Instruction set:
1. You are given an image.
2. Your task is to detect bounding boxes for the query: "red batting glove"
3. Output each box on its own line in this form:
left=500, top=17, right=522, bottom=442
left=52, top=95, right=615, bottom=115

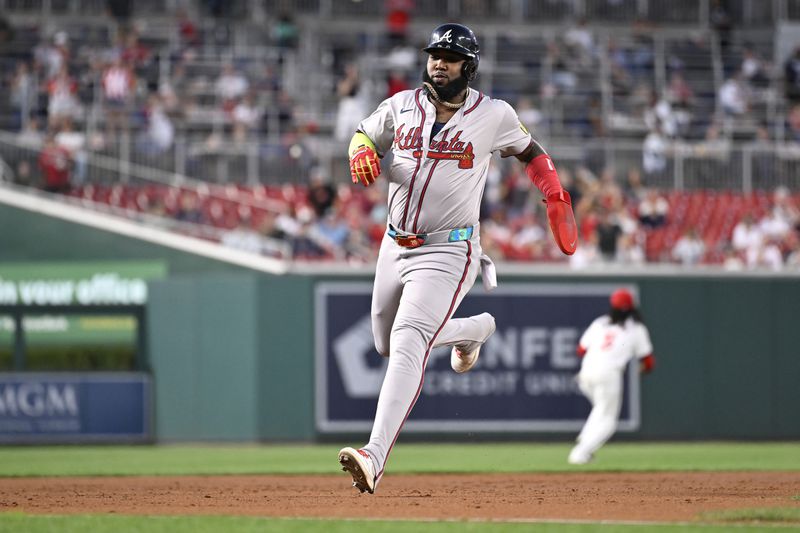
left=544, top=190, right=578, bottom=255
left=349, top=145, right=381, bottom=187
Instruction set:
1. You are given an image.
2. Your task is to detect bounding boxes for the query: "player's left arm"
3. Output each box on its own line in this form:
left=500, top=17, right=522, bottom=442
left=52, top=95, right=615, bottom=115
left=514, top=139, right=578, bottom=256
left=635, top=324, right=656, bottom=374
left=491, top=101, right=577, bottom=255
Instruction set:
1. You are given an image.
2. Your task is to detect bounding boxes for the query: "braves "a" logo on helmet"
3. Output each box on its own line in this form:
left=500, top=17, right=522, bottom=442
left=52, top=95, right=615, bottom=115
left=440, top=29, right=453, bottom=43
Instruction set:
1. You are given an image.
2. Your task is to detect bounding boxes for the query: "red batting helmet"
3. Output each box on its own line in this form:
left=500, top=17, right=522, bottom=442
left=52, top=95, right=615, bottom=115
left=609, top=289, right=634, bottom=311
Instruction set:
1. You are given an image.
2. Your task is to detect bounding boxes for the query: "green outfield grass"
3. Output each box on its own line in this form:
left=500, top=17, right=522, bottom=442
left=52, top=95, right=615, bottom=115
left=0, top=442, right=797, bottom=532
left=0, top=515, right=797, bottom=533
left=0, top=442, right=797, bottom=477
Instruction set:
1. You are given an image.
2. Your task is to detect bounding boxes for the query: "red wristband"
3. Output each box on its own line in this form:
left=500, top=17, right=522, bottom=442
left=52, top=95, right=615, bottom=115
left=641, top=354, right=656, bottom=373
left=525, top=154, right=562, bottom=198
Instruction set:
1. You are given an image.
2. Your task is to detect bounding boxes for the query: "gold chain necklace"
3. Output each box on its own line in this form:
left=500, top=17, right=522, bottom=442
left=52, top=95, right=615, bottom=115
left=422, top=82, right=466, bottom=110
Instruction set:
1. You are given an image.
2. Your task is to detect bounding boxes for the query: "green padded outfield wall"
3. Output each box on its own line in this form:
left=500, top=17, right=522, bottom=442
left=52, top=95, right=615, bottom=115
left=2, top=203, right=799, bottom=440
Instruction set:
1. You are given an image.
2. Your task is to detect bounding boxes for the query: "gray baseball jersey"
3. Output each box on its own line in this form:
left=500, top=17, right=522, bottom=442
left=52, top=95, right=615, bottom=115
left=358, top=87, right=531, bottom=233
left=355, top=87, right=530, bottom=488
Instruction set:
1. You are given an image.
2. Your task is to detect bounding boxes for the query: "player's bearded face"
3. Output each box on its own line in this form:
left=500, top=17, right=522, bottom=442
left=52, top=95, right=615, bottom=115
left=423, top=55, right=469, bottom=102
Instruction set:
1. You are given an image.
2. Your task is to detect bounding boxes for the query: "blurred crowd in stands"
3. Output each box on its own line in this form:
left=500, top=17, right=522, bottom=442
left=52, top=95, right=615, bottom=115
left=2, top=0, right=800, bottom=269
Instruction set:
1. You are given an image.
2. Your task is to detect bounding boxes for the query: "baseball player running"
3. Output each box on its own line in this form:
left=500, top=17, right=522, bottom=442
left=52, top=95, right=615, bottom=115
left=339, top=23, right=578, bottom=493
left=568, top=288, right=656, bottom=465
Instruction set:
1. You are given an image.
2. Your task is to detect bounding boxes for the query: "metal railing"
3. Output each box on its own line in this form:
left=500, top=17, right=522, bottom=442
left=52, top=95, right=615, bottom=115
left=0, top=131, right=293, bottom=258
left=3, top=0, right=798, bottom=25
left=4, top=128, right=799, bottom=193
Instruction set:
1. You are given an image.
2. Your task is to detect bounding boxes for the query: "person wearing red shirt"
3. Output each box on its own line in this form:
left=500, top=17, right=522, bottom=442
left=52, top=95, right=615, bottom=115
left=38, top=134, right=72, bottom=193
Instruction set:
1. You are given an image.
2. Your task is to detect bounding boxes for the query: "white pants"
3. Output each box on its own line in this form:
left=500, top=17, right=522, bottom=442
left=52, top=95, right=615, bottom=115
left=572, top=370, right=623, bottom=459
left=363, top=234, right=484, bottom=484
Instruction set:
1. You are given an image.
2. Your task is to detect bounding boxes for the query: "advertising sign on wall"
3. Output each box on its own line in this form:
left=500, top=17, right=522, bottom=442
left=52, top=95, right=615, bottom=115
left=0, top=261, right=167, bottom=306
left=315, top=283, right=640, bottom=433
left=0, top=372, right=152, bottom=443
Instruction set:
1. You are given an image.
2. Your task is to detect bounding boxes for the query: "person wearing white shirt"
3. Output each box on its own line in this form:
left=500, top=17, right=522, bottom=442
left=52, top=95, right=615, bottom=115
left=569, top=289, right=655, bottom=465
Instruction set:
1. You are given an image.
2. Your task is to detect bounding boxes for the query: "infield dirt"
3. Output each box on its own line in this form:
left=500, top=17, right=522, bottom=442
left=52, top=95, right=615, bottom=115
left=2, top=472, right=799, bottom=522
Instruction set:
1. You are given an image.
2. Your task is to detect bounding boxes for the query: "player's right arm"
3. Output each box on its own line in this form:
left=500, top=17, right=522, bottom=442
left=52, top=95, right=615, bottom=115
left=349, top=132, right=381, bottom=187
left=348, top=97, right=396, bottom=187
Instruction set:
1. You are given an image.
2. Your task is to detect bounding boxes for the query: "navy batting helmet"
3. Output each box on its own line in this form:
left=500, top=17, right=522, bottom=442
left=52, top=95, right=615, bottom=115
left=423, top=23, right=480, bottom=82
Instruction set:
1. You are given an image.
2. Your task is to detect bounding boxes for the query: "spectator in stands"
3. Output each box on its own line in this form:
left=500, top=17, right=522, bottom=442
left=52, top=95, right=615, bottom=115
left=16, top=116, right=44, bottom=148
left=292, top=209, right=329, bottom=260
left=630, top=22, right=654, bottom=81
left=221, top=212, right=264, bottom=254
left=564, top=17, right=595, bottom=68
left=642, top=125, right=669, bottom=182
left=569, top=230, right=601, bottom=269
left=544, top=41, right=577, bottom=95
left=106, top=0, right=132, bottom=23
left=215, top=63, right=249, bottom=115
left=759, top=196, right=794, bottom=242
left=757, top=235, right=784, bottom=271
left=10, top=61, right=35, bottom=131
left=718, top=73, right=749, bottom=117
left=121, top=28, right=151, bottom=70
left=136, top=94, right=174, bottom=156
left=710, top=0, right=733, bottom=53
left=595, top=208, right=623, bottom=262
left=751, top=123, right=775, bottom=188
left=313, top=208, right=350, bottom=259
left=772, top=186, right=800, bottom=229
left=174, top=194, right=206, bottom=224
left=480, top=206, right=513, bottom=260
left=0, top=13, right=13, bottom=51
left=693, top=122, right=732, bottom=187
left=386, top=69, right=410, bottom=99
left=517, top=97, right=543, bottom=135
left=343, top=207, right=377, bottom=263
left=386, top=39, right=416, bottom=73
left=722, top=245, right=745, bottom=271
left=786, top=241, right=800, bottom=269
left=308, top=175, right=336, bottom=218
left=231, top=92, right=261, bottom=143
left=666, top=70, right=694, bottom=109
left=385, top=0, right=413, bottom=47
left=334, top=62, right=369, bottom=142
left=511, top=209, right=548, bottom=260
left=617, top=231, right=646, bottom=265
left=272, top=13, right=299, bottom=51
left=672, top=228, right=706, bottom=265
left=34, top=31, right=70, bottom=81
left=46, top=64, right=81, bottom=130
left=176, top=8, right=200, bottom=51
left=607, top=38, right=633, bottom=97
left=38, top=133, right=72, bottom=194
left=740, top=44, right=770, bottom=89
left=257, top=210, right=288, bottom=242
left=628, top=82, right=654, bottom=122
left=644, top=91, right=679, bottom=138
left=101, top=57, right=136, bottom=143
left=637, top=188, right=669, bottom=228
left=787, top=104, right=800, bottom=142
left=784, top=46, right=800, bottom=102
left=665, top=71, right=694, bottom=137
left=55, top=118, right=87, bottom=184
left=732, top=213, right=764, bottom=268
left=623, top=167, right=646, bottom=204
left=596, top=166, right=624, bottom=213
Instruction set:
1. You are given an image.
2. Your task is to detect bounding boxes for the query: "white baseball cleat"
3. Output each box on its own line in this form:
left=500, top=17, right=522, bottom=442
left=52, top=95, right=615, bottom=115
left=338, top=447, right=377, bottom=494
left=451, top=313, right=496, bottom=374
left=568, top=447, right=594, bottom=465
